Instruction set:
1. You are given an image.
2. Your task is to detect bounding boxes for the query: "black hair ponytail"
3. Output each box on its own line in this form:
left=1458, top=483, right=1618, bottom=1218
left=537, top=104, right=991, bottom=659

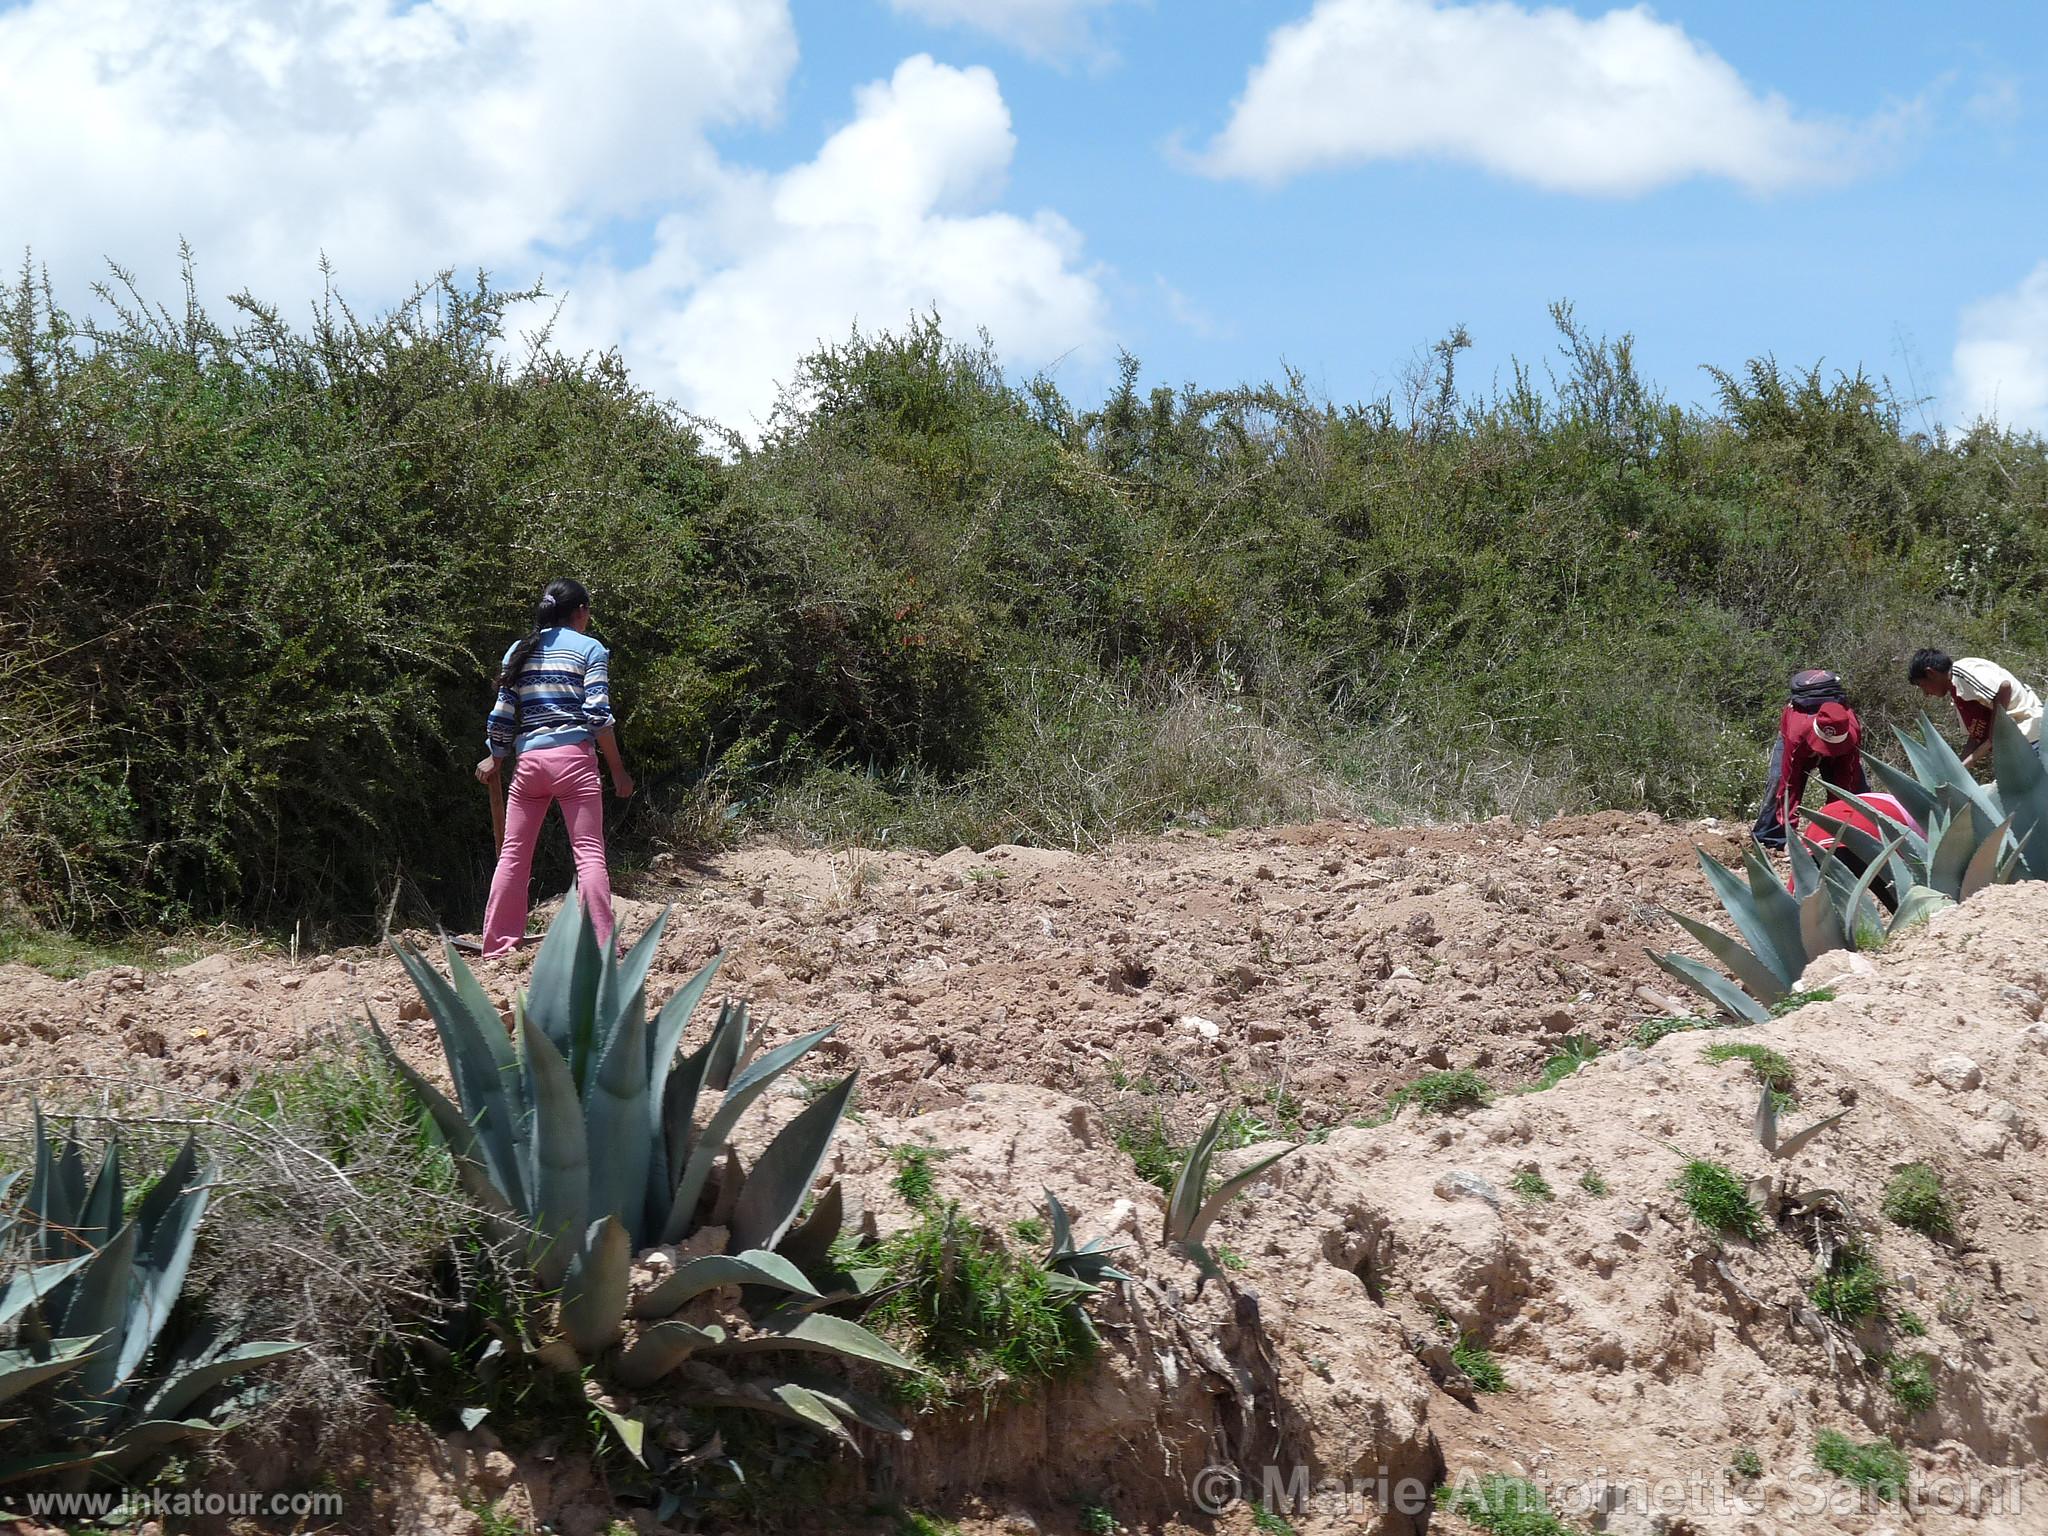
left=496, top=577, right=590, bottom=689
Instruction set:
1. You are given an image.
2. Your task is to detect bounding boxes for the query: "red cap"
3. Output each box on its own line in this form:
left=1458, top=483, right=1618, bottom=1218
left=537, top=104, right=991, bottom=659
left=1811, top=701, right=1855, bottom=753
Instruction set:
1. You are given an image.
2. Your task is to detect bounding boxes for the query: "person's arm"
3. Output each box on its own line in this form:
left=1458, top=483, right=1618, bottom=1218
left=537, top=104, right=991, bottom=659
left=594, top=725, right=634, bottom=798
left=478, top=675, right=519, bottom=783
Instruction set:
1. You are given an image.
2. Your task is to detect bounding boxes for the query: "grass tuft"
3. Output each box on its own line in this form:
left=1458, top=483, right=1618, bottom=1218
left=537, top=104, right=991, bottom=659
left=1672, top=1158, right=1765, bottom=1240
left=1893, top=1308, right=1928, bottom=1338
left=1813, top=1430, right=1909, bottom=1502
left=1883, top=1353, right=1935, bottom=1413
left=1390, top=1070, right=1492, bottom=1116
left=1702, top=1041, right=1795, bottom=1093
left=1881, top=1163, right=1954, bottom=1239
left=1729, top=1448, right=1763, bottom=1480
left=1527, top=1035, right=1601, bottom=1092
left=1435, top=1474, right=1571, bottom=1535
left=1451, top=1334, right=1508, bottom=1394
left=1577, top=1169, right=1609, bottom=1197
left=1809, top=1247, right=1887, bottom=1325
left=1508, top=1170, right=1554, bottom=1204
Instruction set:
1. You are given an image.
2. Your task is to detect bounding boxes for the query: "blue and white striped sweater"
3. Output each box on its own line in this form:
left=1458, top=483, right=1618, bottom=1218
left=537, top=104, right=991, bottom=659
left=486, top=628, right=614, bottom=757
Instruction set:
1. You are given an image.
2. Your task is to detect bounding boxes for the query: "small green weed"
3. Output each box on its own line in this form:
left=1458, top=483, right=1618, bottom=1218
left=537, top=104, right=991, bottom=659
left=1509, top=1170, right=1554, bottom=1203
left=1894, top=1309, right=1928, bottom=1338
left=1729, top=1448, right=1763, bottom=1480
left=1813, top=1430, right=1909, bottom=1501
left=1577, top=1169, right=1609, bottom=1197
left=1771, top=987, right=1836, bottom=1016
left=464, top=1497, right=524, bottom=1536
left=1250, top=1507, right=1298, bottom=1536
left=1809, top=1248, right=1886, bottom=1325
left=1435, top=1474, right=1570, bottom=1535
left=1527, top=1035, right=1601, bottom=1092
left=1390, top=1070, right=1492, bottom=1115
left=1079, top=1504, right=1117, bottom=1535
left=1884, top=1353, right=1935, bottom=1412
left=898, top=1514, right=963, bottom=1536
left=1672, top=1158, right=1765, bottom=1240
left=1451, top=1334, right=1508, bottom=1394
left=1635, top=1015, right=1708, bottom=1048
left=890, top=1143, right=951, bottom=1208
left=1010, top=1215, right=1047, bottom=1247
left=1112, top=1109, right=1182, bottom=1193
left=1702, top=1041, right=1795, bottom=1094
left=1213, top=1245, right=1247, bottom=1271
left=1881, top=1164, right=1954, bottom=1238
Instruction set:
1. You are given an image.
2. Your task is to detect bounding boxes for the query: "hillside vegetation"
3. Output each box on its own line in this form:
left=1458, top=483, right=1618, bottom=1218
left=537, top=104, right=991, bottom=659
left=4, top=261, right=2045, bottom=936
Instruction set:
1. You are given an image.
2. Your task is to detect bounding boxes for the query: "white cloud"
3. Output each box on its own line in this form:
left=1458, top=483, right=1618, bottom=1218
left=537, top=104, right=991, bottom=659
left=1949, top=262, right=2048, bottom=433
left=1198, top=0, right=1863, bottom=196
left=884, top=0, right=1131, bottom=62
left=0, top=3, right=1107, bottom=431
left=561, top=56, right=1108, bottom=431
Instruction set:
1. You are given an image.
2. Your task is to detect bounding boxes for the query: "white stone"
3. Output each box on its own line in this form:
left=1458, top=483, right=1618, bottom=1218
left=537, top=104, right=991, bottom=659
left=1178, top=1014, right=1221, bottom=1041
left=1929, top=1054, right=1983, bottom=1092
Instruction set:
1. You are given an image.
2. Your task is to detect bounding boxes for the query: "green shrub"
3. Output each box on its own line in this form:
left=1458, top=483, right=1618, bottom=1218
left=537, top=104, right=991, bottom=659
left=1112, top=1109, right=1182, bottom=1194
left=1391, top=1070, right=1493, bottom=1115
left=1884, top=1354, right=1936, bottom=1412
left=1881, top=1164, right=1955, bottom=1238
left=1813, top=1430, right=1910, bottom=1501
left=1729, top=1448, right=1763, bottom=1480
left=1810, top=1250, right=1888, bottom=1325
left=1894, top=1308, right=1928, bottom=1338
left=1672, top=1158, right=1765, bottom=1239
left=1528, top=1036, right=1601, bottom=1092
left=1435, top=1474, right=1571, bottom=1535
left=862, top=1204, right=1095, bottom=1412
left=891, top=1143, right=949, bottom=1209
left=1577, top=1169, right=1610, bottom=1197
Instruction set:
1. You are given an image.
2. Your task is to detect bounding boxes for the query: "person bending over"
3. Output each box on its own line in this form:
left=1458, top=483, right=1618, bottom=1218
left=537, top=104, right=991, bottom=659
left=1908, top=649, right=2043, bottom=771
left=1752, top=669, right=1865, bottom=851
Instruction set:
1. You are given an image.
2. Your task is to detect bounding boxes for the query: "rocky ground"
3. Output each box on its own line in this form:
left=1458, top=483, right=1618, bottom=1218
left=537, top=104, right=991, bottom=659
left=4, top=814, right=2045, bottom=1536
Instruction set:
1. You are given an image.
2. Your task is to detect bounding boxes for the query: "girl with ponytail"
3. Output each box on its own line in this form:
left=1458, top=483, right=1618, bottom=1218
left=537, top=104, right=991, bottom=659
left=475, top=578, right=635, bottom=956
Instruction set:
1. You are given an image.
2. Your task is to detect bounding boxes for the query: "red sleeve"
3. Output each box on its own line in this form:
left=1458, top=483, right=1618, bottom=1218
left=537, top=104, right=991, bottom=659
left=1781, top=730, right=1816, bottom=809
left=1956, top=699, right=1994, bottom=741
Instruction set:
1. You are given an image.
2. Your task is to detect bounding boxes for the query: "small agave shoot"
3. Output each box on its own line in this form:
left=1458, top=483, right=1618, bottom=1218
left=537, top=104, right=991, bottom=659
left=374, top=891, right=918, bottom=1463
left=1162, top=1109, right=1293, bottom=1282
left=0, top=1117, right=299, bottom=1484
left=1039, top=1190, right=1134, bottom=1344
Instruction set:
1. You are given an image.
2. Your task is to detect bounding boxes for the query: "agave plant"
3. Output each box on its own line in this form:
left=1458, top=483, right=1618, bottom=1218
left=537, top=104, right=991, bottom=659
left=1806, top=709, right=2046, bottom=902
left=1037, top=1189, right=1133, bottom=1343
left=0, top=1116, right=299, bottom=1484
left=1647, top=832, right=1925, bottom=1024
left=375, top=891, right=918, bottom=1456
left=1161, top=1110, right=1293, bottom=1282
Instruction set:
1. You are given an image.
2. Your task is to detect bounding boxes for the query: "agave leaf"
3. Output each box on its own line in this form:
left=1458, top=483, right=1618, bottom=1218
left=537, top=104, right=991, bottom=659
left=392, top=941, right=527, bottom=1214
left=518, top=1010, right=589, bottom=1288
left=1958, top=814, right=2016, bottom=900
left=1906, top=713, right=2004, bottom=823
left=0, top=1441, right=123, bottom=1484
left=526, top=886, right=603, bottom=1069
left=1812, top=842, right=1883, bottom=944
left=664, top=1027, right=838, bottom=1244
left=1165, top=1109, right=1226, bottom=1243
left=706, top=1312, right=918, bottom=1372
left=1754, top=1081, right=1779, bottom=1155
left=1740, top=846, right=1808, bottom=983
left=584, top=984, right=656, bottom=1242
left=1646, top=950, right=1772, bottom=1025
left=653, top=1041, right=713, bottom=1242
left=1991, top=709, right=2048, bottom=880
left=1841, top=834, right=1907, bottom=948
left=593, top=1403, right=648, bottom=1465
left=775, top=1181, right=845, bottom=1279
left=90, top=1416, right=232, bottom=1478
left=648, top=953, right=723, bottom=1117
left=1661, top=910, right=1788, bottom=1005
left=560, top=1217, right=631, bottom=1356
left=74, top=1140, right=122, bottom=1259
left=1797, top=887, right=1846, bottom=966
left=1785, top=831, right=1822, bottom=901
left=0, top=1336, right=101, bottom=1406
left=613, top=1321, right=726, bottom=1389
left=784, top=1371, right=913, bottom=1441
left=1694, top=850, right=1797, bottom=987
left=1186, top=1144, right=1295, bottom=1246
left=596, top=907, right=671, bottom=1068
left=1040, top=1270, right=1102, bottom=1298
left=141, top=1341, right=301, bottom=1423
left=680, top=1381, right=856, bottom=1447
left=704, top=1000, right=750, bottom=1092
left=365, top=1019, right=516, bottom=1217
left=633, top=1251, right=820, bottom=1320
left=120, top=1138, right=217, bottom=1389
left=1775, top=1110, right=1851, bottom=1163
left=0, top=1252, right=93, bottom=1330
left=60, top=1219, right=138, bottom=1419
left=1927, top=799, right=1990, bottom=900
left=1803, top=802, right=1921, bottom=898
left=0, top=1168, right=18, bottom=1250
left=1888, top=886, right=1954, bottom=936
left=730, top=1074, right=859, bottom=1255
left=1862, top=753, right=1936, bottom=830
left=1043, top=1188, right=1076, bottom=1261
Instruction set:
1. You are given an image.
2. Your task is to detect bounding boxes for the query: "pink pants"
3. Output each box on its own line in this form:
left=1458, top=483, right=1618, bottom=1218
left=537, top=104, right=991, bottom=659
left=481, top=742, right=614, bottom=959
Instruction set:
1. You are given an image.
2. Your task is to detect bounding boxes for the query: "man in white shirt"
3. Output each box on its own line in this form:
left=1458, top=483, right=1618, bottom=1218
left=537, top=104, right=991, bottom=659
left=1908, top=649, right=2044, bottom=770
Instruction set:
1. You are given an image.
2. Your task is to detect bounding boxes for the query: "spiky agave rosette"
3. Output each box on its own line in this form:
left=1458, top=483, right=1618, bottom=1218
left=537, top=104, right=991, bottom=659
left=370, top=891, right=921, bottom=1460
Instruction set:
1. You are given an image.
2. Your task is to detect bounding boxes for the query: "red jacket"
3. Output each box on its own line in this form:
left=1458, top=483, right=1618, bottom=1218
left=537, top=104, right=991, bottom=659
left=1779, top=700, right=1865, bottom=812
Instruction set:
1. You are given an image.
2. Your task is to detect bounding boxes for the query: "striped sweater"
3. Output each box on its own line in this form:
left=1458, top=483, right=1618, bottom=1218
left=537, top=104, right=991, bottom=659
left=486, top=627, right=614, bottom=757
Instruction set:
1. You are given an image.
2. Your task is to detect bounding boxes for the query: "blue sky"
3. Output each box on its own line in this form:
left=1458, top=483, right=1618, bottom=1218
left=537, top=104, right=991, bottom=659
left=3, top=0, right=2044, bottom=432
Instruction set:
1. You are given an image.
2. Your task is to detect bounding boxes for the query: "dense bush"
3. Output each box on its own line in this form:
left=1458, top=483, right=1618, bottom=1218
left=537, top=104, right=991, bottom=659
left=6, top=266, right=2046, bottom=936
